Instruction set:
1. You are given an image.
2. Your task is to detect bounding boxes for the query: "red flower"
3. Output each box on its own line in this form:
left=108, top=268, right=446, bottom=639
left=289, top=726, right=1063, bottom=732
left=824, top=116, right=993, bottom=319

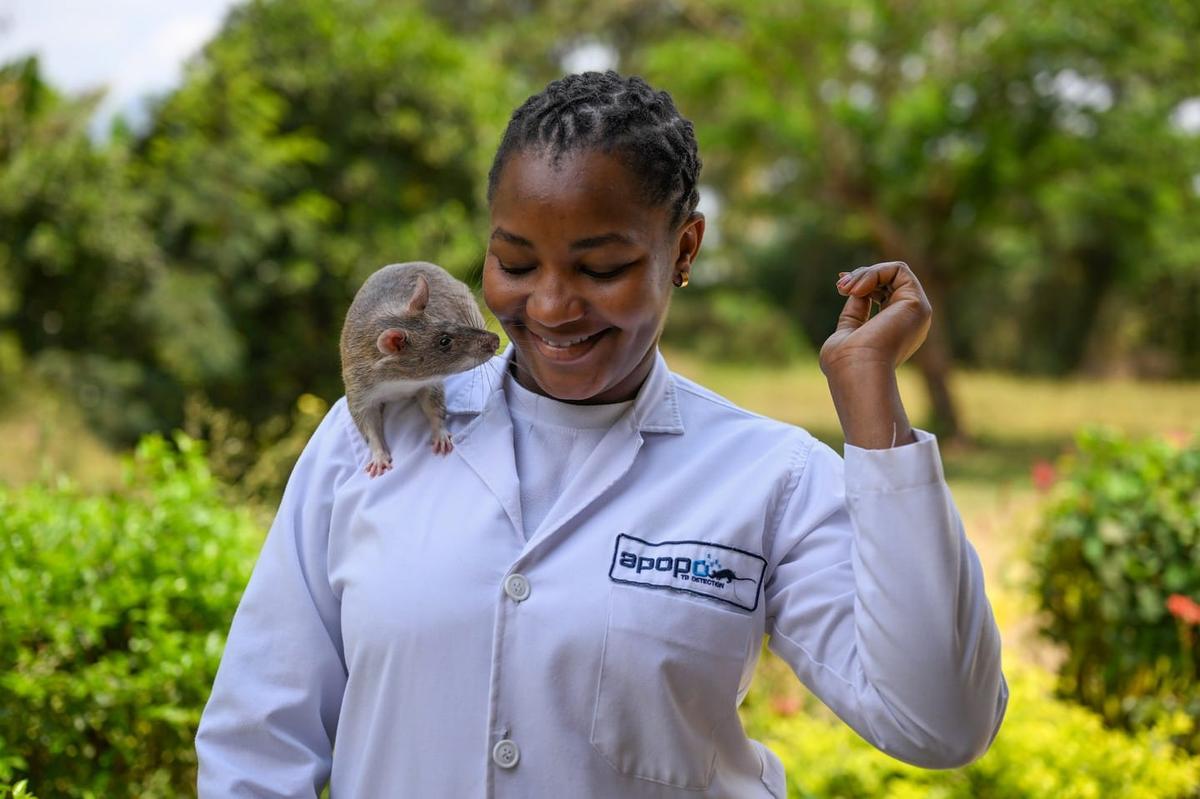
left=1164, top=429, right=1192, bottom=449
left=770, top=694, right=802, bottom=717
left=1166, top=594, right=1200, bottom=626
left=1031, top=460, right=1057, bottom=492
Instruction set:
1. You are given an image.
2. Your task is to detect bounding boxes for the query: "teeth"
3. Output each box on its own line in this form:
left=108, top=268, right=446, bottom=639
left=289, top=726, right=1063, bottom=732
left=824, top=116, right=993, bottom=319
left=535, top=332, right=594, bottom=348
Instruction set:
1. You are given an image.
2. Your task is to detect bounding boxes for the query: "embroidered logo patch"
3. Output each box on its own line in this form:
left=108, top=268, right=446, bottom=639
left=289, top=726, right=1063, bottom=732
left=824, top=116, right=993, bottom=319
left=608, top=533, right=767, bottom=611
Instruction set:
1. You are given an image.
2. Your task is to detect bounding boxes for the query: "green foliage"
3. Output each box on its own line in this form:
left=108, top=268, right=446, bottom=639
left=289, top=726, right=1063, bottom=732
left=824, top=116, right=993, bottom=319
left=0, top=433, right=262, bottom=797
left=740, top=663, right=1200, bottom=798
left=0, top=753, right=37, bottom=799
left=182, top=390, right=329, bottom=507
left=1028, top=428, right=1200, bottom=750
left=0, top=58, right=169, bottom=440
left=134, top=0, right=518, bottom=435
left=5, top=0, right=1200, bottom=487
left=0, top=780, right=37, bottom=799
left=662, top=286, right=808, bottom=365
left=634, top=0, right=1200, bottom=377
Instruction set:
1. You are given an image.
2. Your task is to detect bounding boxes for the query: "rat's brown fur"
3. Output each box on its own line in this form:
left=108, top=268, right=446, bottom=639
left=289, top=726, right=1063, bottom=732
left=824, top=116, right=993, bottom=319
left=340, top=261, right=499, bottom=476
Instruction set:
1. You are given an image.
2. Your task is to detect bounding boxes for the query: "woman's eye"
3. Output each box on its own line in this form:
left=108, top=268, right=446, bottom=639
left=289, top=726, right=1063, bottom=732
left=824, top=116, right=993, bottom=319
left=496, top=259, right=534, bottom=275
left=582, top=261, right=638, bottom=279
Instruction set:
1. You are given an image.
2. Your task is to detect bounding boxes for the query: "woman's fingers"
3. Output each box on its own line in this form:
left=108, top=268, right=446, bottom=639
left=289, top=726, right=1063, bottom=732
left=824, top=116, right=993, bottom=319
left=836, top=261, right=918, bottom=300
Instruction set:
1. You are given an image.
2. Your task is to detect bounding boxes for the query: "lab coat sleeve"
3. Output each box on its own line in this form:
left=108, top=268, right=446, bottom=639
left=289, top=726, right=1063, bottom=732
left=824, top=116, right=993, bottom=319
left=763, top=429, right=1008, bottom=769
left=196, top=398, right=358, bottom=797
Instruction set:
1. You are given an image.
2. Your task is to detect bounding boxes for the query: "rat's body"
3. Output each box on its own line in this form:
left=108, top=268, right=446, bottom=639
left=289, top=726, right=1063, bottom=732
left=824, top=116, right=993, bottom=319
left=340, top=261, right=500, bottom=477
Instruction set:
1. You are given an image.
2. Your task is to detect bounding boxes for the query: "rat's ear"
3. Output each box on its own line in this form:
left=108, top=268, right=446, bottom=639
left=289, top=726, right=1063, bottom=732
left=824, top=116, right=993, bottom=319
left=406, top=275, right=429, bottom=315
left=377, top=328, right=406, bottom=354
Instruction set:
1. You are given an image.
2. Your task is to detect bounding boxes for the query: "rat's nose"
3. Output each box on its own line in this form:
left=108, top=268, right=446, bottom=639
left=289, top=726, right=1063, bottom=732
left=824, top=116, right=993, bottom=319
left=486, top=332, right=501, bottom=352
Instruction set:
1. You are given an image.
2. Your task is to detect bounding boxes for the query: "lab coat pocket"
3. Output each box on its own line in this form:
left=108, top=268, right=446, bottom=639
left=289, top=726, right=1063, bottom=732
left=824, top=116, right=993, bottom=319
left=591, top=585, right=752, bottom=790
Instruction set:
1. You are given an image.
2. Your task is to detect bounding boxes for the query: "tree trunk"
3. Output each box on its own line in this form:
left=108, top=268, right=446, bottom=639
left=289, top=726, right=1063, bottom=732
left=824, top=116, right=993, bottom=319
left=857, top=206, right=967, bottom=442
left=910, top=275, right=964, bottom=441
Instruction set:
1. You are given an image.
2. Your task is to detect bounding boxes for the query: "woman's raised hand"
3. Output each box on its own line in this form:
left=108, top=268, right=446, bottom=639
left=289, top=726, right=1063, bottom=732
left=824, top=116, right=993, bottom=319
left=817, top=261, right=932, bottom=448
left=819, top=261, right=932, bottom=378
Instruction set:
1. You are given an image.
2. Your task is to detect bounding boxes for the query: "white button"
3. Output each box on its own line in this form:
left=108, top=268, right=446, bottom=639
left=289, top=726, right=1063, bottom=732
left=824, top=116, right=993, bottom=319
left=504, top=574, right=530, bottom=602
left=492, top=738, right=520, bottom=769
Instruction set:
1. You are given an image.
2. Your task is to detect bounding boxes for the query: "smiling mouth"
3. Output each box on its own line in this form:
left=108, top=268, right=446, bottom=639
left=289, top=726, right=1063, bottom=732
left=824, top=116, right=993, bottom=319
left=526, top=327, right=610, bottom=361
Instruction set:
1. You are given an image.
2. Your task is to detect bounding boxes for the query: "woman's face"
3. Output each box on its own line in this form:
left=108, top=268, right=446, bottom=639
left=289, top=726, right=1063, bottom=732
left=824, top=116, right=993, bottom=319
left=484, top=147, right=704, bottom=403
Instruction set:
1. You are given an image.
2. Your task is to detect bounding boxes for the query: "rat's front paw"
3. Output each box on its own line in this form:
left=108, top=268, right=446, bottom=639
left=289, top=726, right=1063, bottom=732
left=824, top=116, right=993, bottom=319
left=431, top=431, right=453, bottom=455
left=366, top=456, right=393, bottom=478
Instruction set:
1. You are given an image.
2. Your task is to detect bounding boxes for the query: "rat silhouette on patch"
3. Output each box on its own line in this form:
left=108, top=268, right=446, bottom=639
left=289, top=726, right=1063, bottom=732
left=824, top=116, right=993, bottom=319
left=710, top=568, right=756, bottom=584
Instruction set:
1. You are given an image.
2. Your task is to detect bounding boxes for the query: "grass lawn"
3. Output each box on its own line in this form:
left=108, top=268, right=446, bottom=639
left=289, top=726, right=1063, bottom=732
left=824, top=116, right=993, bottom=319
left=0, top=382, right=122, bottom=490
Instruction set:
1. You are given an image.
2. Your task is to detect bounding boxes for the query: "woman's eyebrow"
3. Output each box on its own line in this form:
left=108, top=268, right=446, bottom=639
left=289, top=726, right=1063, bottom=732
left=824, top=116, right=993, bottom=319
left=568, top=232, right=637, bottom=250
left=490, top=227, right=533, bottom=247
left=490, top=227, right=636, bottom=251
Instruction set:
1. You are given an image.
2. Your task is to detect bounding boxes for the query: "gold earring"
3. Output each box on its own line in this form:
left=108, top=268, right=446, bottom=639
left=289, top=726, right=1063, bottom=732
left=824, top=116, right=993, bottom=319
left=675, top=272, right=689, bottom=288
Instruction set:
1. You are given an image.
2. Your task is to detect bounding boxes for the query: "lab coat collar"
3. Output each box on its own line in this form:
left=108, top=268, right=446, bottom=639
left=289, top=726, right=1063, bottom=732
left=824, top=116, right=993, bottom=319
left=445, top=343, right=684, bottom=435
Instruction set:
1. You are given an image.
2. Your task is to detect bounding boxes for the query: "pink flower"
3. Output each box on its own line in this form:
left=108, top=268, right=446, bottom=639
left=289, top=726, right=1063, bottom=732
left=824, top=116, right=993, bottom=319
left=1166, top=594, right=1200, bottom=626
left=770, top=694, right=802, bottom=717
left=1164, top=429, right=1193, bottom=449
left=1031, top=460, right=1057, bottom=492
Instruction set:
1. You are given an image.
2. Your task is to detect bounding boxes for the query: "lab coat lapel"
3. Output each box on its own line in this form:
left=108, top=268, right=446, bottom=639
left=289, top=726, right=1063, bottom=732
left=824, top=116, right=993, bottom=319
left=446, top=353, right=525, bottom=538
left=526, top=349, right=684, bottom=548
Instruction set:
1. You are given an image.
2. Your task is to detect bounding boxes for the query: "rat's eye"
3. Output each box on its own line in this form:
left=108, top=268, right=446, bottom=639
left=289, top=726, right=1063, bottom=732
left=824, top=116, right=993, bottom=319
left=438, top=334, right=453, bottom=350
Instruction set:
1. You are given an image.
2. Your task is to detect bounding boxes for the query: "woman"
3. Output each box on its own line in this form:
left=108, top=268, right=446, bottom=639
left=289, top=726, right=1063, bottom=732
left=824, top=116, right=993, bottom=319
left=197, top=70, right=1007, bottom=798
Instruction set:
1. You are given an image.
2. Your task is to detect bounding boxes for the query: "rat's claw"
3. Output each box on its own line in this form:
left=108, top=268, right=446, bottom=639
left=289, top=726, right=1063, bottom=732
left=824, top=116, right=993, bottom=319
left=431, top=431, right=453, bottom=455
left=366, top=456, right=393, bottom=478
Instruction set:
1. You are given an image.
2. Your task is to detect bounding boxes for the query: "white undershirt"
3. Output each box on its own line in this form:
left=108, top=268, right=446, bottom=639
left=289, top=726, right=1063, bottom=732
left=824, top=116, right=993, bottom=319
left=504, top=371, right=634, bottom=540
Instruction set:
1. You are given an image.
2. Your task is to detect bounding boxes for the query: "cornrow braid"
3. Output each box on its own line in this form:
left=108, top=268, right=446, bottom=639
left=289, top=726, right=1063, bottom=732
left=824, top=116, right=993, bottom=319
left=487, top=70, right=702, bottom=230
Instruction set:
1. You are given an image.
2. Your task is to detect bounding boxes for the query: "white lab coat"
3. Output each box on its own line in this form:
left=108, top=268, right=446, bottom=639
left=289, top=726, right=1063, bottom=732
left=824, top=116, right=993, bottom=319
left=196, top=346, right=1008, bottom=798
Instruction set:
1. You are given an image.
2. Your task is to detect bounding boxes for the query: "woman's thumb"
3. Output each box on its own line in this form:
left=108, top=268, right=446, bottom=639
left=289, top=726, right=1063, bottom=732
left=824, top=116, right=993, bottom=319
left=835, top=293, right=872, bottom=333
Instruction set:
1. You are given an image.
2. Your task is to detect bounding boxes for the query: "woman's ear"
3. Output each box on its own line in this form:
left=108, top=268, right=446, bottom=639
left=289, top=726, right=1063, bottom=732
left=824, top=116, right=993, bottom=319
left=674, top=211, right=706, bottom=274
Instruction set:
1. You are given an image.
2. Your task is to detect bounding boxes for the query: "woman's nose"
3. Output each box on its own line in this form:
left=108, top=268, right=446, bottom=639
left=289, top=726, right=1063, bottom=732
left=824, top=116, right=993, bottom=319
left=526, top=271, right=585, bottom=328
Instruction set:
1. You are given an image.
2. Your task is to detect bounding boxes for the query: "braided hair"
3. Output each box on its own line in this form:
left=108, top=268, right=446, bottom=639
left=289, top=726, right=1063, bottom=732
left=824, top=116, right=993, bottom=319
left=487, top=70, right=702, bottom=230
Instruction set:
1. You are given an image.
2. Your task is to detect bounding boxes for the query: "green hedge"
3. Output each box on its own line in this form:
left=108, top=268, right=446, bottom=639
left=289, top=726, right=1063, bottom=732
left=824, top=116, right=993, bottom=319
left=741, top=662, right=1200, bottom=798
left=1028, top=428, right=1200, bottom=751
left=0, top=433, right=261, bottom=797
left=0, top=781, right=37, bottom=799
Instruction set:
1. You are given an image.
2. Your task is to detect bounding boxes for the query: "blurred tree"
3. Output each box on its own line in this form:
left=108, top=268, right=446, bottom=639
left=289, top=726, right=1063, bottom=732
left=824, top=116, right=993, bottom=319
left=132, top=0, right=519, bottom=439
left=5, top=0, right=1200, bottom=470
left=628, top=0, right=1200, bottom=439
left=0, top=57, right=172, bottom=439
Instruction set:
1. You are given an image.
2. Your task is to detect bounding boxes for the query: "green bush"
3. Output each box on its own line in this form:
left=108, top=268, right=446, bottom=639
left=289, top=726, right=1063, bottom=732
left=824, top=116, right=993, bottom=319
left=740, top=662, right=1200, bottom=798
left=662, top=286, right=808, bottom=365
left=1028, top=428, right=1200, bottom=750
left=0, top=781, right=37, bottom=799
left=0, top=432, right=262, bottom=797
left=0, top=753, right=37, bottom=799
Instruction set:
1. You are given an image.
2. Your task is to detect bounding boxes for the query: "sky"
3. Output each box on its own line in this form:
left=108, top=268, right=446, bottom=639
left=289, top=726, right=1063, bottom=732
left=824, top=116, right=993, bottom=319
left=0, top=0, right=244, bottom=135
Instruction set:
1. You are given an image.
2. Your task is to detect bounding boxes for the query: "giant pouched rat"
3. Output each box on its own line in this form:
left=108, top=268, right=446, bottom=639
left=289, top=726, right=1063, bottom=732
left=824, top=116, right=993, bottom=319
left=340, top=261, right=500, bottom=477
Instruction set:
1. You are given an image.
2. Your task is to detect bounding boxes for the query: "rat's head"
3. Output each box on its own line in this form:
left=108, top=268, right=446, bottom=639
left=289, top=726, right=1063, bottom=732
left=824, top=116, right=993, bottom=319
left=483, top=70, right=705, bottom=404
left=374, top=275, right=501, bottom=380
